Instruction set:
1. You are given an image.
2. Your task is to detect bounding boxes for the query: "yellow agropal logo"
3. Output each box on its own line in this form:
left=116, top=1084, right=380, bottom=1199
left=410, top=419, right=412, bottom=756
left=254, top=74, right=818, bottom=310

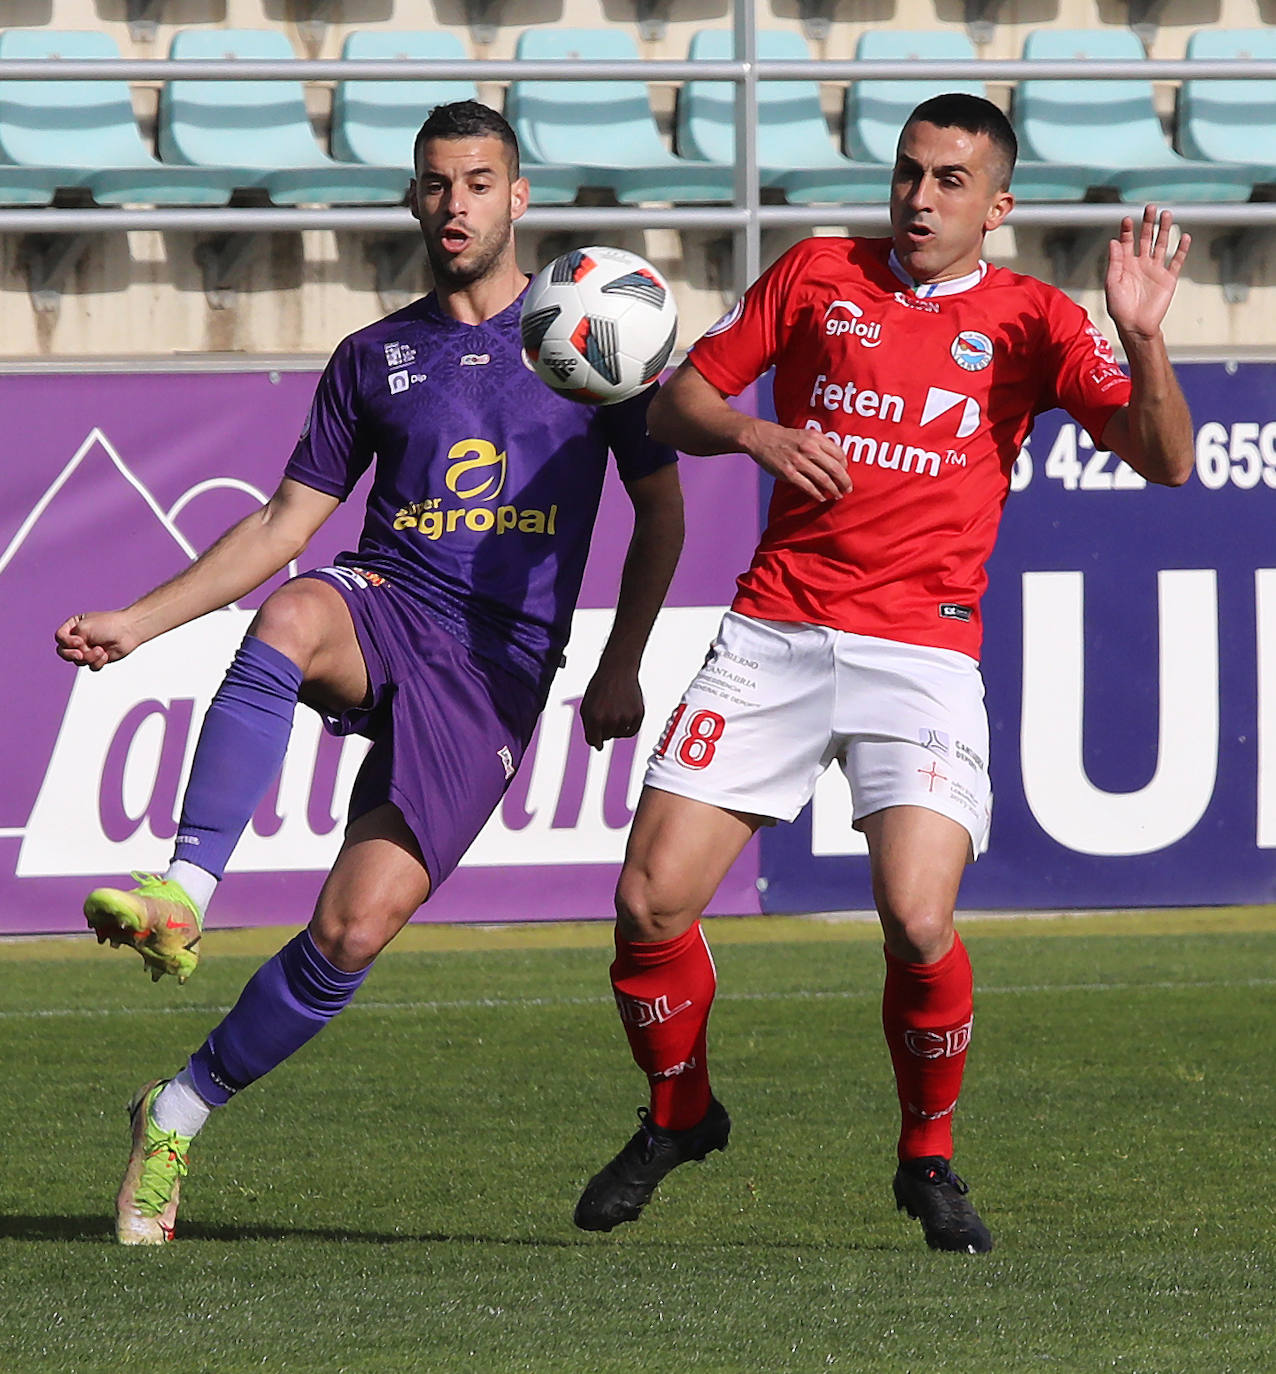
left=393, top=438, right=559, bottom=540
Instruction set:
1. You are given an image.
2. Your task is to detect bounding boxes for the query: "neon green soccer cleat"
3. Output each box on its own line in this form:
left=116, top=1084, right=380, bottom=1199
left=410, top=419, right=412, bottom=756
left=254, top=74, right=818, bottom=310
left=84, top=873, right=203, bottom=984
left=116, top=1080, right=192, bottom=1245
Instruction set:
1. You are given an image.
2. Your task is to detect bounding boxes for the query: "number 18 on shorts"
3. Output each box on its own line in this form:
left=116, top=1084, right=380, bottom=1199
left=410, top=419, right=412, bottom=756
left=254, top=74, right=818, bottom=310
left=644, top=612, right=993, bottom=856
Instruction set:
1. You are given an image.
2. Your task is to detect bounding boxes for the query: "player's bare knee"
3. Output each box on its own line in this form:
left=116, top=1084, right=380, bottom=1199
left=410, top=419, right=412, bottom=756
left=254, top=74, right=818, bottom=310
left=881, top=907, right=956, bottom=964
left=247, top=581, right=331, bottom=675
left=615, top=865, right=697, bottom=942
left=309, top=909, right=398, bottom=972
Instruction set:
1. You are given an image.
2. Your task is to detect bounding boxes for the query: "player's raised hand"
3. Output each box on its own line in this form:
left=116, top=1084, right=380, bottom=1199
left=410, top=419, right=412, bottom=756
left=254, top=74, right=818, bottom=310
left=1105, top=205, right=1190, bottom=341
left=744, top=417, right=852, bottom=503
left=54, top=610, right=141, bottom=671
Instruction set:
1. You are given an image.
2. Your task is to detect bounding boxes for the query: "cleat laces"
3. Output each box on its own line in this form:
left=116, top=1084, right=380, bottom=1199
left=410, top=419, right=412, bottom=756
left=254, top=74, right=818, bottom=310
left=135, top=1133, right=190, bottom=1217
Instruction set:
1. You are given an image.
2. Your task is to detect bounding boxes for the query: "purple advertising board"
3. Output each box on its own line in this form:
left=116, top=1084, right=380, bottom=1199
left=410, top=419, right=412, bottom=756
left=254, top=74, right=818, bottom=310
left=0, top=369, right=760, bottom=935
left=3, top=363, right=1272, bottom=935
left=759, top=363, right=1276, bottom=913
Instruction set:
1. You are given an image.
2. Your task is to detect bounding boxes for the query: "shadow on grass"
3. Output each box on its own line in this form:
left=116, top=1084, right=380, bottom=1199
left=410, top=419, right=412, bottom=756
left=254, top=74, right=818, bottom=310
left=0, top=1214, right=899, bottom=1252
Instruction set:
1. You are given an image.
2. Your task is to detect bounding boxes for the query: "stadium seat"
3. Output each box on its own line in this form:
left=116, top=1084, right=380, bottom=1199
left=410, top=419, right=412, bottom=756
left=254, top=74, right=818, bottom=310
left=1015, top=29, right=1263, bottom=202
left=506, top=29, right=736, bottom=204
left=160, top=28, right=411, bottom=205
left=1179, top=29, right=1276, bottom=182
left=678, top=29, right=888, bottom=205
left=332, top=30, right=583, bottom=206
left=848, top=30, right=1099, bottom=203
left=846, top=31, right=986, bottom=165
left=0, top=29, right=247, bottom=205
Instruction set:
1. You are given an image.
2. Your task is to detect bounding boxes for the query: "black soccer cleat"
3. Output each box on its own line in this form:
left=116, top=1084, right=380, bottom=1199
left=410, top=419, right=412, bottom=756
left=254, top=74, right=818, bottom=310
left=893, top=1156, right=994, bottom=1254
left=574, top=1097, right=731, bottom=1232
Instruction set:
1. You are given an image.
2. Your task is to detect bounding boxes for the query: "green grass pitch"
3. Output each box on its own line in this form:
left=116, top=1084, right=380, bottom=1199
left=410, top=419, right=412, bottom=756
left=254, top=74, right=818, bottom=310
left=2, top=909, right=1275, bottom=1373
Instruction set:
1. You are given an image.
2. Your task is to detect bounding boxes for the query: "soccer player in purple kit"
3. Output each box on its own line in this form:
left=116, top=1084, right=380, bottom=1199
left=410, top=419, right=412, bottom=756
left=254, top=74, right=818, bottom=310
left=53, top=101, right=683, bottom=1245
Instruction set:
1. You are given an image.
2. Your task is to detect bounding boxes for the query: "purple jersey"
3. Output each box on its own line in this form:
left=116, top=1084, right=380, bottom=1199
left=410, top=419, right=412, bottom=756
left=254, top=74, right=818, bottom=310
left=285, top=287, right=676, bottom=689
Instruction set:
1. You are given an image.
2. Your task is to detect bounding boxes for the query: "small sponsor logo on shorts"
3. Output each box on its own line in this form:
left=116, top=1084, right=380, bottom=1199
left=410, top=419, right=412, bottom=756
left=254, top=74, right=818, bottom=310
left=955, top=739, right=984, bottom=773
left=919, top=728, right=950, bottom=756
left=498, top=745, right=515, bottom=780
left=917, top=761, right=947, bottom=793
left=939, top=603, right=973, bottom=621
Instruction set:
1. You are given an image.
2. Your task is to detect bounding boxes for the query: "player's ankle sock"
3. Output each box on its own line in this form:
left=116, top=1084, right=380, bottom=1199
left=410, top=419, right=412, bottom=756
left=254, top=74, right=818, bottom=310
left=151, top=1065, right=215, bottom=1138
left=186, top=928, right=370, bottom=1106
left=171, top=635, right=303, bottom=880
left=610, top=922, right=716, bottom=1131
left=881, top=933, right=974, bottom=1161
left=161, top=859, right=217, bottom=920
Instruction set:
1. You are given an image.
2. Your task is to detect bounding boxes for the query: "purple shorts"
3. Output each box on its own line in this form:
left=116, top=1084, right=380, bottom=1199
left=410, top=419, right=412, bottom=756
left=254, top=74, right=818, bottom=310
left=302, top=567, right=543, bottom=888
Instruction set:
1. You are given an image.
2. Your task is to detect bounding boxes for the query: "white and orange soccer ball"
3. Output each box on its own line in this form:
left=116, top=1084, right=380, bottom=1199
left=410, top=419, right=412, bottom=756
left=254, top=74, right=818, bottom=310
left=520, top=246, right=678, bottom=405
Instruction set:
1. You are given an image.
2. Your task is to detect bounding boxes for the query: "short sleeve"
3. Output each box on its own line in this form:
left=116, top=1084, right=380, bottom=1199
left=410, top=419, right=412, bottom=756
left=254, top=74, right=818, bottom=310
left=1038, top=288, right=1132, bottom=446
left=686, top=243, right=806, bottom=396
left=597, top=383, right=679, bottom=483
left=283, top=336, right=375, bottom=500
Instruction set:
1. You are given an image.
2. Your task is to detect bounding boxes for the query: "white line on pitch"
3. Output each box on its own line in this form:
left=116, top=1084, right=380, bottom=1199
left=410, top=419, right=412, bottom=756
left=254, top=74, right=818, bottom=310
left=3, top=976, right=1276, bottom=1021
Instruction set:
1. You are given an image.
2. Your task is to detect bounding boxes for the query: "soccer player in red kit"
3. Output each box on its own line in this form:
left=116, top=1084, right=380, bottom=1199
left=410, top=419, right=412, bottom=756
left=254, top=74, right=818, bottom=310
left=573, top=93, right=1194, bottom=1252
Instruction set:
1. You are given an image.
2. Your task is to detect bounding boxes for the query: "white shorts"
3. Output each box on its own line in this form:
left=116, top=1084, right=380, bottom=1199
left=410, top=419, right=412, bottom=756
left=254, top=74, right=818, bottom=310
left=644, top=612, right=993, bottom=857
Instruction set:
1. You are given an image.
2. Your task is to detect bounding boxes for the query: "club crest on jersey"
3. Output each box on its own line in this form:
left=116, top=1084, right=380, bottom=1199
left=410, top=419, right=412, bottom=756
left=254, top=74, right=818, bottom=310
left=951, top=331, right=994, bottom=371
left=384, top=341, right=416, bottom=367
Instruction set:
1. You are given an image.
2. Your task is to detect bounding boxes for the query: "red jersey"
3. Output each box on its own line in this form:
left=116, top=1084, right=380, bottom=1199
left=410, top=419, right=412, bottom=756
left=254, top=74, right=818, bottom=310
left=689, top=236, right=1131, bottom=658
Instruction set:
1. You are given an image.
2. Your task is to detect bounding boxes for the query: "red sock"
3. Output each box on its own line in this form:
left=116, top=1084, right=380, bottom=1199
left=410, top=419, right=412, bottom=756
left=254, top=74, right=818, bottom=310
left=610, top=922, right=716, bottom=1130
left=881, top=933, right=974, bottom=1162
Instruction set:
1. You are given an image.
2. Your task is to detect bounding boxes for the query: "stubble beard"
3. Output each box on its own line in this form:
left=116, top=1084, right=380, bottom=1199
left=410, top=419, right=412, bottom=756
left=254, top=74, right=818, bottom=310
left=425, top=215, right=514, bottom=288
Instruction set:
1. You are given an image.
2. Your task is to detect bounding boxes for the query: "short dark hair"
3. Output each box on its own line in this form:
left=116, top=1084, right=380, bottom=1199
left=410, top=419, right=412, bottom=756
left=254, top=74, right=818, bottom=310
left=413, top=100, right=520, bottom=177
left=902, top=93, right=1018, bottom=190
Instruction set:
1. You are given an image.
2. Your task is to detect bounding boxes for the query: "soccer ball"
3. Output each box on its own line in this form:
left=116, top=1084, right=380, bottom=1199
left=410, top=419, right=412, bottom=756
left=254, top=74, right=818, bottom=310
left=520, top=246, right=678, bottom=405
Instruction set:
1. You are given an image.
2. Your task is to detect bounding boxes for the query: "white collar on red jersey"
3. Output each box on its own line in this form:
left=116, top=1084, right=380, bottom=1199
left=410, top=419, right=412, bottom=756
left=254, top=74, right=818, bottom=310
left=888, top=249, right=989, bottom=298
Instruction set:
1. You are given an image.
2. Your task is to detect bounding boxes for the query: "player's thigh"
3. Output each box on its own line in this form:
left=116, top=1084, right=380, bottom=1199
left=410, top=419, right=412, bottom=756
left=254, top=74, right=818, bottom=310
left=308, top=803, right=432, bottom=971
left=644, top=612, right=838, bottom=822
left=616, top=786, right=763, bottom=941
left=248, top=575, right=369, bottom=713
left=859, top=805, right=969, bottom=962
left=839, top=636, right=992, bottom=860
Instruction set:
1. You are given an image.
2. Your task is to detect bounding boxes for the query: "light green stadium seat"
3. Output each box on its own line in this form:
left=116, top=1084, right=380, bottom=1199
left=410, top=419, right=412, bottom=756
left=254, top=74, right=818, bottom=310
left=0, top=166, right=60, bottom=206
left=847, top=31, right=986, bottom=164
left=1016, top=29, right=1262, bottom=203
left=1180, top=29, right=1276, bottom=181
left=850, top=30, right=1101, bottom=203
left=678, top=28, right=888, bottom=205
left=332, top=30, right=583, bottom=206
left=506, top=29, right=735, bottom=204
left=161, top=28, right=411, bottom=205
left=0, top=29, right=247, bottom=205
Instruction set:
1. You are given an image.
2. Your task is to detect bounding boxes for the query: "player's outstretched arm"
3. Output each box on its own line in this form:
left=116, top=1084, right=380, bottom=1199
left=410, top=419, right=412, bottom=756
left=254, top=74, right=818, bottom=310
left=579, top=463, right=684, bottom=750
left=1100, top=205, right=1194, bottom=487
left=648, top=360, right=851, bottom=503
left=54, top=477, right=340, bottom=671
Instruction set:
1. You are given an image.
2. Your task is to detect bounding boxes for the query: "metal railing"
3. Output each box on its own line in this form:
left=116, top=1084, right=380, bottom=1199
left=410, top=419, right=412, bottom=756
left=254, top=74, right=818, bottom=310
left=2, top=5, right=1274, bottom=299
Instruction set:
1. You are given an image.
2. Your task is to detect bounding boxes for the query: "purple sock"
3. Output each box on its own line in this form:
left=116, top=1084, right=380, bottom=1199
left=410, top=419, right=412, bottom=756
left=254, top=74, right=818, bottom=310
left=187, top=928, right=369, bottom=1106
left=173, top=636, right=303, bottom=879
